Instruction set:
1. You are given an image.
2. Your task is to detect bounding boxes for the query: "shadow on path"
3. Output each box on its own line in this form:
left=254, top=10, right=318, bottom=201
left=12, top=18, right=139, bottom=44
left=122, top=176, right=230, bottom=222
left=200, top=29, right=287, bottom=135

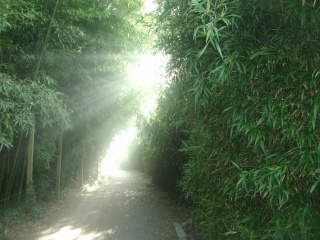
left=14, top=169, right=190, bottom=240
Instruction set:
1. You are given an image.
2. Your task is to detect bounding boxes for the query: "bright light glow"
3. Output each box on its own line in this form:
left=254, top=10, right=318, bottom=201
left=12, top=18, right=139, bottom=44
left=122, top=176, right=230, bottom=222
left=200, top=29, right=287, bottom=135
left=95, top=53, right=167, bottom=180
left=38, top=226, right=105, bottom=240
left=99, top=54, right=167, bottom=179
left=100, top=127, right=137, bottom=178
left=131, top=54, right=166, bottom=90
left=84, top=184, right=98, bottom=192
left=143, top=0, right=157, bottom=13
left=43, top=226, right=80, bottom=240
left=131, top=54, right=167, bottom=117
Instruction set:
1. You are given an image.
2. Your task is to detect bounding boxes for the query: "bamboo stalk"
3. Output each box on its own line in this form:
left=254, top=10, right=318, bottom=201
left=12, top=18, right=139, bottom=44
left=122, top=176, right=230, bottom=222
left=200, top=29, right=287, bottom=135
left=5, top=135, right=22, bottom=206
left=26, top=125, right=35, bottom=204
left=0, top=152, right=7, bottom=204
left=17, top=149, right=27, bottom=204
left=80, top=140, right=85, bottom=187
left=56, top=132, right=63, bottom=196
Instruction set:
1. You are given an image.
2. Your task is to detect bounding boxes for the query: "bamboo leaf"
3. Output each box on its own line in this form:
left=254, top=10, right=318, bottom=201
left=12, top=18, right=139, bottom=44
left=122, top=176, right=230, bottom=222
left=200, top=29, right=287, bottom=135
left=231, top=161, right=242, bottom=171
left=310, top=181, right=319, bottom=193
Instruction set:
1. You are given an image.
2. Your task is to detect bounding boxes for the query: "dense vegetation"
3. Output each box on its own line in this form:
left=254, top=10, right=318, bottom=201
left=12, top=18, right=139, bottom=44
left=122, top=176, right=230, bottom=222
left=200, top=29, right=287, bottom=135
left=2, top=0, right=320, bottom=238
left=140, top=0, right=320, bottom=238
left=0, top=0, right=146, bottom=210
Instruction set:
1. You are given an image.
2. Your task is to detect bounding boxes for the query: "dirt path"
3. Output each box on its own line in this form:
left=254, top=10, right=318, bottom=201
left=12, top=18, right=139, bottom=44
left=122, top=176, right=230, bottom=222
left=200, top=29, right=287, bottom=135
left=9, top=169, right=191, bottom=240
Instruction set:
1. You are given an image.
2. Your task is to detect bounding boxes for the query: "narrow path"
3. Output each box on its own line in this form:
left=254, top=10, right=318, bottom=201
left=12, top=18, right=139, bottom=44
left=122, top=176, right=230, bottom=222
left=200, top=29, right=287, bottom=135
left=13, top=169, right=191, bottom=240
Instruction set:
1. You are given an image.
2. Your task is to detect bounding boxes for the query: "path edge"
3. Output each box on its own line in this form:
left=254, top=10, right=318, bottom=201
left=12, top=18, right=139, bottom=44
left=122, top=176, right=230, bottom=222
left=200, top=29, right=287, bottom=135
left=174, top=222, right=188, bottom=240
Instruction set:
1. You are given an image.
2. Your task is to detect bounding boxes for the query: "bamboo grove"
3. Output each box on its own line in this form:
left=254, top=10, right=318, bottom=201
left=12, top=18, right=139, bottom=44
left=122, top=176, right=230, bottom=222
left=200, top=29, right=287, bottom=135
left=140, top=0, right=320, bottom=238
left=0, top=0, right=146, bottom=209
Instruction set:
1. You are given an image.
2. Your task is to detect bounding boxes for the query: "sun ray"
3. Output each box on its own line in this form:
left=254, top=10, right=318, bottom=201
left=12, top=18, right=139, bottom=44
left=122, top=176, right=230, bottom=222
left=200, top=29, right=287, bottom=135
left=96, top=53, right=167, bottom=178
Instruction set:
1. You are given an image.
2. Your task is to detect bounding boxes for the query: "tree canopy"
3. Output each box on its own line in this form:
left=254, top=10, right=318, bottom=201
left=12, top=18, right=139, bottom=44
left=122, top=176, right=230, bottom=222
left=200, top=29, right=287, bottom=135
left=0, top=0, right=147, bottom=206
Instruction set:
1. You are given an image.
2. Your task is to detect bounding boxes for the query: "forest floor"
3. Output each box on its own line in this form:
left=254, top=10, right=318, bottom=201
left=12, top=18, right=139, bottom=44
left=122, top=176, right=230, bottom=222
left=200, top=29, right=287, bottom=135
left=2, top=169, right=196, bottom=240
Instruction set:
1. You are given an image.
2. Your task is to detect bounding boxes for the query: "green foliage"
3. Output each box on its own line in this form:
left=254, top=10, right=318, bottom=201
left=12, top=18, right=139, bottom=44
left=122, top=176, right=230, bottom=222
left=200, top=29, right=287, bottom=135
left=33, top=129, right=57, bottom=200
left=0, top=73, right=70, bottom=150
left=0, top=0, right=147, bottom=207
left=140, top=76, right=191, bottom=194
left=142, top=0, right=320, bottom=238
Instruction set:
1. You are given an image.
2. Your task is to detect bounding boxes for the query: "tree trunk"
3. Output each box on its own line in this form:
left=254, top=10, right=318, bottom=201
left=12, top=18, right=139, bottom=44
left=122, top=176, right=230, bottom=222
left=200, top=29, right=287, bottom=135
left=56, top=132, right=63, bottom=196
left=80, top=140, right=85, bottom=187
left=26, top=125, right=35, bottom=204
left=5, top=135, right=22, bottom=206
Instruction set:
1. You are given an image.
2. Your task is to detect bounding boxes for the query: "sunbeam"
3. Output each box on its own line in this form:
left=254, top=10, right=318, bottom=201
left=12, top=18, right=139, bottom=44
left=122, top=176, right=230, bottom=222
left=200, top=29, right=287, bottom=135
left=98, top=53, right=167, bottom=179
left=99, top=127, right=137, bottom=178
left=131, top=54, right=166, bottom=90
left=129, top=54, right=167, bottom=117
left=142, top=0, right=157, bottom=13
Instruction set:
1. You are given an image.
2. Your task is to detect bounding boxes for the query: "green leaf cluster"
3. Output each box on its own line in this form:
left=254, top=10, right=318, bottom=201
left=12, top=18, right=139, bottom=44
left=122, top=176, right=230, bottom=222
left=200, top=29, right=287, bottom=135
left=0, top=73, right=70, bottom=151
